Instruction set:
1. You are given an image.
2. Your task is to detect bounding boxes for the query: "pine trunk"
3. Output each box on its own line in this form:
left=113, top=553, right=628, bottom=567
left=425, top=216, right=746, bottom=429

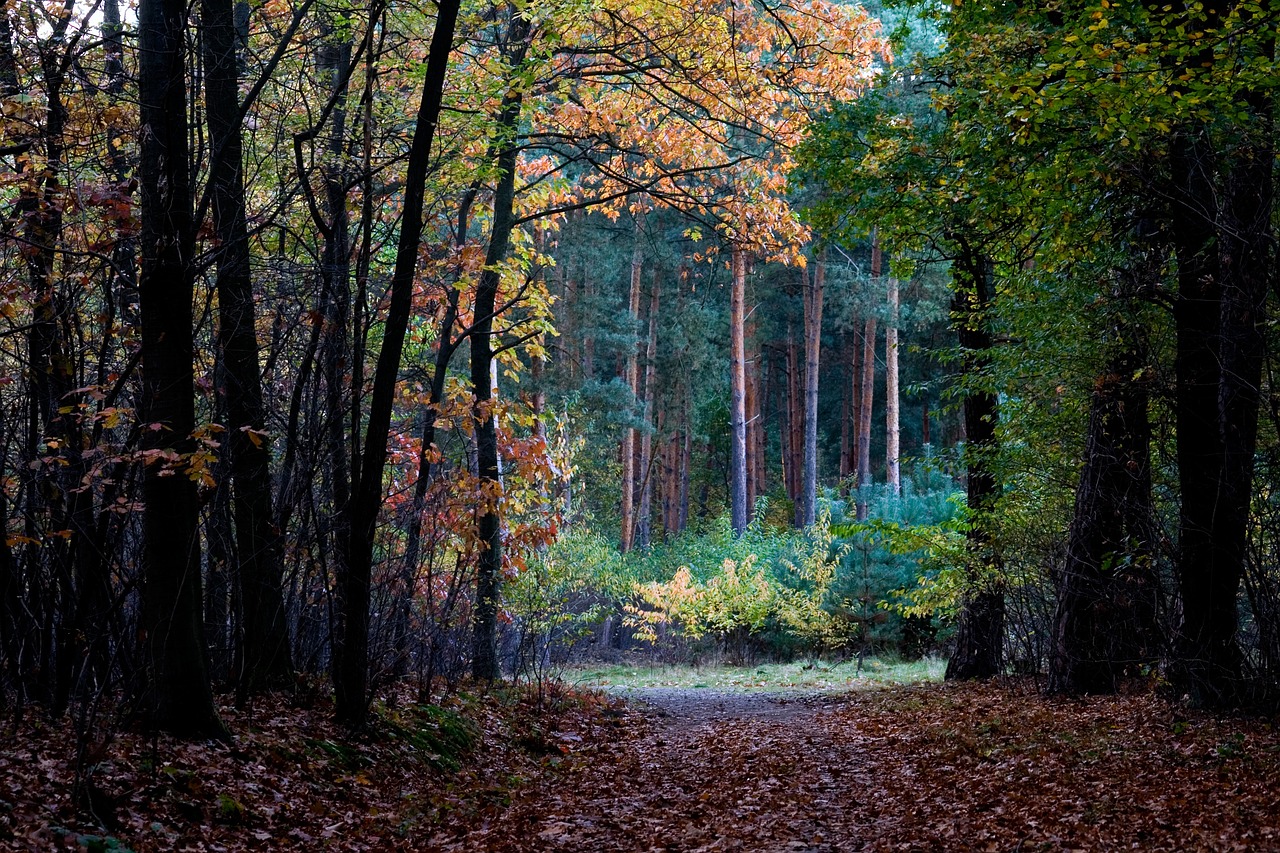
left=637, top=271, right=660, bottom=549
left=885, top=275, right=901, bottom=496
left=620, top=222, right=644, bottom=553
left=729, top=249, right=750, bottom=535
left=800, top=254, right=825, bottom=527
left=856, top=316, right=876, bottom=520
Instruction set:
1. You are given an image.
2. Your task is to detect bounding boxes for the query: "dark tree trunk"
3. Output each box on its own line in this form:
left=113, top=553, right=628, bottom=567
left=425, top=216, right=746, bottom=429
left=334, top=0, right=462, bottom=726
left=471, top=14, right=531, bottom=680
left=203, top=0, right=293, bottom=694
left=945, top=246, right=1004, bottom=681
left=137, top=0, right=226, bottom=738
left=1168, top=99, right=1272, bottom=705
left=1049, top=314, right=1157, bottom=694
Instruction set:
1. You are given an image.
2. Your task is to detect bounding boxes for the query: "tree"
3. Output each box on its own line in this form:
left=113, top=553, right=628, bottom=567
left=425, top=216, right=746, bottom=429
left=799, top=251, right=825, bottom=527
left=202, top=0, right=293, bottom=695
left=136, top=0, right=226, bottom=737
left=333, top=0, right=462, bottom=725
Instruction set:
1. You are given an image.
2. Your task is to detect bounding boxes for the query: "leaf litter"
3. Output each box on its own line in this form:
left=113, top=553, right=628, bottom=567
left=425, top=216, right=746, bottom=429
left=3, top=679, right=1280, bottom=851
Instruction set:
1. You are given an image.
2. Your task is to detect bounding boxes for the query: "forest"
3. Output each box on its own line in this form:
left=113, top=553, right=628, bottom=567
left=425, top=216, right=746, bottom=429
left=1, top=0, right=1279, bottom=846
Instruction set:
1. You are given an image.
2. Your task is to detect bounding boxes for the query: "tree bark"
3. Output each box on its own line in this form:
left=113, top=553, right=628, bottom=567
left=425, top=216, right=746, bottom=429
left=944, top=245, right=1004, bottom=681
left=637, top=270, right=660, bottom=549
left=620, top=221, right=644, bottom=553
left=203, top=0, right=293, bottom=695
left=784, top=323, right=801, bottom=504
left=1048, top=316, right=1156, bottom=694
left=1168, top=106, right=1272, bottom=705
left=137, top=0, right=226, bottom=738
left=729, top=249, right=750, bottom=535
left=839, top=333, right=853, bottom=483
left=885, top=275, right=901, bottom=496
left=856, top=314, right=877, bottom=520
left=799, top=253, right=825, bottom=527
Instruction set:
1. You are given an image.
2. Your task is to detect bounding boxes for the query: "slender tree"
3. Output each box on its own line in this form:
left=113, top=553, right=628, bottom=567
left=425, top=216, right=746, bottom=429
left=334, top=0, right=462, bottom=726
left=799, top=252, right=825, bottom=527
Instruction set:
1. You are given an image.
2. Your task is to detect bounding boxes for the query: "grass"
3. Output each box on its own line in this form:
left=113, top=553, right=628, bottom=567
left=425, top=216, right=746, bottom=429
left=568, top=656, right=945, bottom=692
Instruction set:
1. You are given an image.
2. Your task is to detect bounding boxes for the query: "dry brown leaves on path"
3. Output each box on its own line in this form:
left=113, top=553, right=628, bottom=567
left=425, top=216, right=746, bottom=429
left=5, top=680, right=1280, bottom=851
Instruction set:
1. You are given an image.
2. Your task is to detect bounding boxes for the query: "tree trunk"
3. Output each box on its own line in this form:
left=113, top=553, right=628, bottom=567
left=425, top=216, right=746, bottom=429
left=799, top=253, right=825, bottom=527
left=334, top=0, right=461, bottom=725
left=1168, top=106, right=1272, bottom=705
left=839, top=333, right=853, bottom=483
left=856, top=234, right=882, bottom=521
left=885, top=275, right=901, bottom=496
left=137, top=0, right=226, bottom=738
left=856, top=315, right=877, bottom=520
left=1049, top=315, right=1156, bottom=694
left=944, top=245, right=1004, bottom=681
left=203, top=0, right=293, bottom=695
left=471, top=14, right=532, bottom=680
left=620, top=221, right=644, bottom=553
left=729, top=248, right=750, bottom=535
left=754, top=341, right=768, bottom=498
left=784, top=323, right=801, bottom=505
left=637, top=270, right=660, bottom=549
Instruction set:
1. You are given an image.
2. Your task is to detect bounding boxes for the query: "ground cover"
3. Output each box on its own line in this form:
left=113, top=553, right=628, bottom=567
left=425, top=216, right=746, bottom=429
left=4, top=671, right=1279, bottom=851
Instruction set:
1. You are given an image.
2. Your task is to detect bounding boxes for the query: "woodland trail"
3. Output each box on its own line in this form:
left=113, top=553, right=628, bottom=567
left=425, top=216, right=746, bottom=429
left=431, top=687, right=888, bottom=852
left=428, top=681, right=1280, bottom=852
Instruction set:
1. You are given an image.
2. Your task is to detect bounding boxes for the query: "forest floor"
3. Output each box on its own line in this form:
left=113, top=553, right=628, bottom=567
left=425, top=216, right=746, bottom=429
left=5, top=677, right=1280, bottom=851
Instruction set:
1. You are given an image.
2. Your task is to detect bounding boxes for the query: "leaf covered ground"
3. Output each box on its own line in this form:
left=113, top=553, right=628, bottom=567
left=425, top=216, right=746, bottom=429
left=4, top=679, right=1280, bottom=851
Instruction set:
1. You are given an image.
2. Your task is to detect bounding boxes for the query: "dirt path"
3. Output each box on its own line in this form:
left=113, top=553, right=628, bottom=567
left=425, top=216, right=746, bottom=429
left=431, top=688, right=881, bottom=851
left=427, top=681, right=1280, bottom=852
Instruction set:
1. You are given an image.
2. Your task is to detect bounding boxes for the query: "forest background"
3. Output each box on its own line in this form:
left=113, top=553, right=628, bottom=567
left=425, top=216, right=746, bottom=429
left=0, top=0, right=1277, bottom=765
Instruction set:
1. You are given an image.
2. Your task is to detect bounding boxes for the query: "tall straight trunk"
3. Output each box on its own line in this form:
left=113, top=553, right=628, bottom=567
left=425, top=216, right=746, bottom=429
left=839, top=333, right=853, bottom=482
left=745, top=338, right=759, bottom=512
left=885, top=275, right=901, bottom=496
left=334, top=0, right=461, bottom=725
left=203, top=0, right=292, bottom=694
left=678, top=383, right=692, bottom=533
left=315, top=24, right=355, bottom=717
left=799, top=253, right=825, bottom=527
left=137, top=0, right=226, bottom=738
left=24, top=11, right=96, bottom=714
left=637, top=271, right=660, bottom=549
left=728, top=249, right=749, bottom=535
left=582, top=271, right=596, bottom=381
left=754, top=342, right=768, bottom=497
left=619, top=222, right=644, bottom=553
left=945, top=245, right=1004, bottom=681
left=857, top=234, right=881, bottom=521
left=855, top=316, right=877, bottom=520
left=471, top=13, right=531, bottom=680
left=784, top=323, right=802, bottom=504
left=849, top=325, right=863, bottom=486
left=922, top=392, right=930, bottom=446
